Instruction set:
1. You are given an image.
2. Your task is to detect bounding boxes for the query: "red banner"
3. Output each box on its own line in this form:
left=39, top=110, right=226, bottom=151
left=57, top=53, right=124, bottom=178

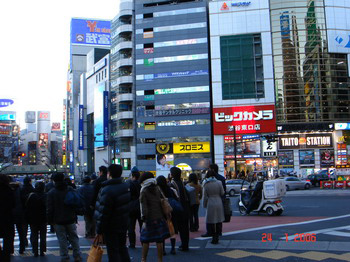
left=335, top=181, right=345, bottom=189
left=322, top=181, right=333, bottom=188
left=213, top=105, right=277, bottom=135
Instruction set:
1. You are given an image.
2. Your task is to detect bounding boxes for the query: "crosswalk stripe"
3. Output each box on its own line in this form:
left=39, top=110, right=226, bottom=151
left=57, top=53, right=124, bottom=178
left=280, top=225, right=350, bottom=241
left=323, top=231, right=350, bottom=237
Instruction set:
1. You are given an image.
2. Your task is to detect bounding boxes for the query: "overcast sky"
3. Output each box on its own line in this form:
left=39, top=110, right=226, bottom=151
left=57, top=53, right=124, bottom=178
left=0, top=0, right=118, bottom=128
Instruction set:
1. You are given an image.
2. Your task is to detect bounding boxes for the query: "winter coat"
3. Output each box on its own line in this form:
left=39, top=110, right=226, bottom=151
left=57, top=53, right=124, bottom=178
left=26, top=190, right=47, bottom=225
left=20, top=183, right=34, bottom=207
left=215, top=173, right=226, bottom=194
left=188, top=182, right=203, bottom=205
left=45, top=181, right=54, bottom=193
left=78, top=183, right=95, bottom=216
left=94, top=178, right=130, bottom=234
left=203, top=179, right=225, bottom=224
left=171, top=179, right=190, bottom=220
left=10, top=183, right=26, bottom=224
left=129, top=179, right=141, bottom=217
left=140, top=184, right=164, bottom=222
left=47, top=182, right=77, bottom=225
left=92, top=174, right=107, bottom=206
left=0, top=184, right=15, bottom=237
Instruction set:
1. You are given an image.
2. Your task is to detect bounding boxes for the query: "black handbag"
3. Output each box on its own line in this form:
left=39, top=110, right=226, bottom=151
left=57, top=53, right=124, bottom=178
left=223, top=198, right=232, bottom=223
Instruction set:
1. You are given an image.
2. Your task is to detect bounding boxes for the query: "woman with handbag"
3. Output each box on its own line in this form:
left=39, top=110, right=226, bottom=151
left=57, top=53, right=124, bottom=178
left=139, top=172, right=170, bottom=262
left=203, top=170, right=225, bottom=244
left=156, top=175, right=179, bottom=255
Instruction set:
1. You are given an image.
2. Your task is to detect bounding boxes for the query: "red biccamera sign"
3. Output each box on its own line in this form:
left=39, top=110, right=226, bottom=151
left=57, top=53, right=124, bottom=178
left=213, top=105, right=277, bottom=135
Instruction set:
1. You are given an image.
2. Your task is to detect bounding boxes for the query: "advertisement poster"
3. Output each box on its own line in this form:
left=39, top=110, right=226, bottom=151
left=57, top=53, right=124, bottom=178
left=299, top=150, right=315, bottom=166
left=0, top=124, right=11, bottom=135
left=279, top=134, right=333, bottom=149
left=38, top=133, right=48, bottom=148
left=156, top=143, right=174, bottom=171
left=278, top=151, right=294, bottom=168
left=320, top=149, right=335, bottom=167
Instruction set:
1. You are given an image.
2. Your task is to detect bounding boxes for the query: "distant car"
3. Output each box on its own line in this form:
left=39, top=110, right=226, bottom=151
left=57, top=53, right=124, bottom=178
left=279, top=177, right=311, bottom=191
left=307, top=172, right=330, bottom=187
left=226, top=179, right=250, bottom=196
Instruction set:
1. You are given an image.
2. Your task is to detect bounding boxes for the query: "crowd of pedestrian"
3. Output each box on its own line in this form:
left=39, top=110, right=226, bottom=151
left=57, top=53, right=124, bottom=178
left=0, top=163, right=227, bottom=262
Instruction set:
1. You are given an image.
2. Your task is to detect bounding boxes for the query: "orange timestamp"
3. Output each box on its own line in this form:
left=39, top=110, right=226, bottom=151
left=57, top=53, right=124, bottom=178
left=262, top=233, right=317, bottom=242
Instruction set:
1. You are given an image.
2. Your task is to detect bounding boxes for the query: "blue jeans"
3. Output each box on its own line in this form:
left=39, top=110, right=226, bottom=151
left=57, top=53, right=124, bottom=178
left=54, top=224, right=81, bottom=260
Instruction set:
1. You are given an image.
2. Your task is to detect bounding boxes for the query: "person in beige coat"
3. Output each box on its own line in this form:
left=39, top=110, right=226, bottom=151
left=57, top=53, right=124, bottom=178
left=203, top=170, right=225, bottom=244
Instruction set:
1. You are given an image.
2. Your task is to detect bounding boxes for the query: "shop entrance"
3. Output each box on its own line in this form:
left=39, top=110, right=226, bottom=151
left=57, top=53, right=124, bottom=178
left=225, top=158, right=278, bottom=179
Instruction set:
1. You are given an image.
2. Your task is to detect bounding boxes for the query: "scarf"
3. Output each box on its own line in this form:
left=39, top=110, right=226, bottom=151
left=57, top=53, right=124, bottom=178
left=202, top=176, right=217, bottom=187
left=140, top=178, right=157, bottom=193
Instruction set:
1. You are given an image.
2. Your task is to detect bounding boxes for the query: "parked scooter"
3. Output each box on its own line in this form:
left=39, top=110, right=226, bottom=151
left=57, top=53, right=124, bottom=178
left=238, top=177, right=286, bottom=216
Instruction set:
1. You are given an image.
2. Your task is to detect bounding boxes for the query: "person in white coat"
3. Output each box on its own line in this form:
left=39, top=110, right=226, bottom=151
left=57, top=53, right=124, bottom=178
left=203, top=170, right=225, bottom=244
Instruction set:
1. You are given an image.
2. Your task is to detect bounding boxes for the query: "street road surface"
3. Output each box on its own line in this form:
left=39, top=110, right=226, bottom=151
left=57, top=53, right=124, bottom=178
left=9, top=188, right=350, bottom=261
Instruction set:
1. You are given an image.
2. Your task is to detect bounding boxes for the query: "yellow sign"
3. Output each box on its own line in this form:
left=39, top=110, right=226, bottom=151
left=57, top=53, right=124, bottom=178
left=62, top=155, right=66, bottom=166
left=173, top=142, right=210, bottom=154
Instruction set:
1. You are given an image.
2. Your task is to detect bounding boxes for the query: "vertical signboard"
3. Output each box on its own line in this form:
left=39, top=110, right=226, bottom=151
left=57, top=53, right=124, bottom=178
left=94, top=83, right=105, bottom=148
left=103, top=91, right=109, bottom=147
left=78, top=105, right=84, bottom=150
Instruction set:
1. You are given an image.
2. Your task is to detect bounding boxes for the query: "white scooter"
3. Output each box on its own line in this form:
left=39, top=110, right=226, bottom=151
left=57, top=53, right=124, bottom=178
left=238, top=179, right=286, bottom=216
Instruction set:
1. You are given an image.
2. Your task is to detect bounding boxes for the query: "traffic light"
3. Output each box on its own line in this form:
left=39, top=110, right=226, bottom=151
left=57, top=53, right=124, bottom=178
left=17, top=152, right=26, bottom=157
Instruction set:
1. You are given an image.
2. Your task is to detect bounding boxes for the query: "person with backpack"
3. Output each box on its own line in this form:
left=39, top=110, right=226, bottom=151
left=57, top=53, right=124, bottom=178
left=95, top=164, right=131, bottom=262
left=77, top=176, right=95, bottom=238
left=128, top=166, right=143, bottom=249
left=47, top=173, right=82, bottom=262
left=25, top=181, right=47, bottom=257
left=187, top=173, right=202, bottom=232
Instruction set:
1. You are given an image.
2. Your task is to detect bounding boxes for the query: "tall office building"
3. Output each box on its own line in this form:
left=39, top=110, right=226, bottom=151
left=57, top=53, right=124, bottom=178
left=65, top=18, right=110, bottom=178
left=209, top=0, right=350, bottom=177
left=110, top=0, right=135, bottom=172
left=135, top=0, right=212, bottom=176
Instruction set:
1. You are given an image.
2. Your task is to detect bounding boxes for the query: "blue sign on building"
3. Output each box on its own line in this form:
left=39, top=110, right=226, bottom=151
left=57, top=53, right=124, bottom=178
left=71, top=18, right=111, bottom=46
left=0, top=99, right=14, bottom=108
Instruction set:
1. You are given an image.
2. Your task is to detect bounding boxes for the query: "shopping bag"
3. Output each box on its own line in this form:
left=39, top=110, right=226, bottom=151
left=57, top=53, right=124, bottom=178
left=87, top=235, right=104, bottom=262
left=167, top=219, right=175, bottom=237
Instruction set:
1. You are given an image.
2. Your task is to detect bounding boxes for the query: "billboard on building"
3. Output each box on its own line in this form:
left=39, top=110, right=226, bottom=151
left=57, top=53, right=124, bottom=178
left=94, top=83, right=107, bottom=148
left=79, top=105, right=84, bottom=150
left=25, top=111, right=36, bottom=123
left=213, top=105, right=276, bottom=135
left=0, top=99, right=14, bottom=108
left=38, top=133, right=49, bottom=148
left=71, top=18, right=111, bottom=46
left=0, top=112, right=16, bottom=121
left=0, top=124, right=11, bottom=135
left=52, top=122, right=61, bottom=131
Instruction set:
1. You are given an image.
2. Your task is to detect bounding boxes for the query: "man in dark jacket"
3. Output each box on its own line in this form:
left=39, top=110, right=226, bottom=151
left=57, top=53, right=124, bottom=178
left=47, top=173, right=82, bottom=262
left=10, top=181, right=27, bottom=254
left=0, top=174, right=15, bottom=262
left=127, top=166, right=142, bottom=248
left=26, top=181, right=47, bottom=257
left=95, top=164, right=131, bottom=262
left=202, top=164, right=226, bottom=237
left=78, top=176, right=95, bottom=238
left=20, top=176, right=34, bottom=248
left=170, top=166, right=190, bottom=252
left=92, top=166, right=108, bottom=206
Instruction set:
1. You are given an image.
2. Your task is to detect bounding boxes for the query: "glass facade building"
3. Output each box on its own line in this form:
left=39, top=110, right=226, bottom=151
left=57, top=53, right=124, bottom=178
left=270, top=0, right=350, bottom=123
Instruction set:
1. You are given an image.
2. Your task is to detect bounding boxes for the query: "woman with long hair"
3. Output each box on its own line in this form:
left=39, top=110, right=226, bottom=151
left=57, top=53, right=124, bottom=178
left=156, top=175, right=178, bottom=255
left=203, top=170, right=225, bottom=244
left=139, top=172, right=170, bottom=262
